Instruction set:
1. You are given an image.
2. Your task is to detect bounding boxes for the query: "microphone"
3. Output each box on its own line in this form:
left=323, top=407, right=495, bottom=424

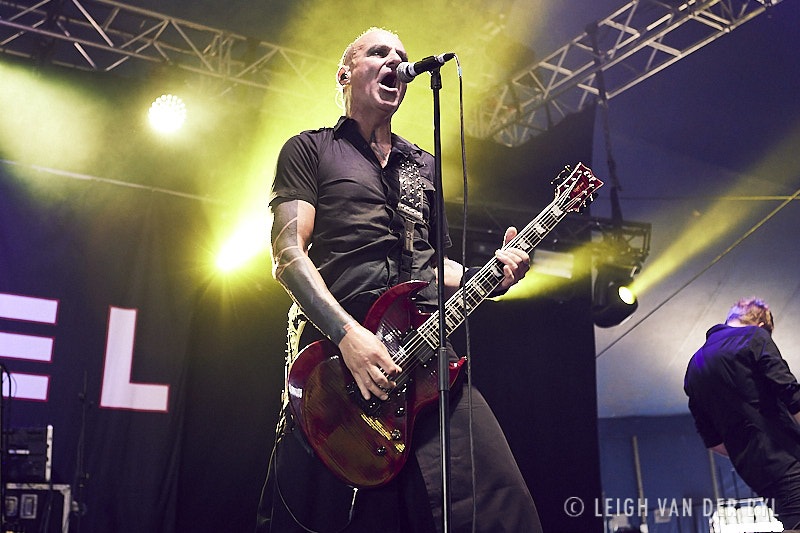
left=396, top=53, right=455, bottom=83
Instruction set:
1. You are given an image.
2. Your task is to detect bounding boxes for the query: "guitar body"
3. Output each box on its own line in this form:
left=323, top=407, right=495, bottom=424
left=286, top=162, right=603, bottom=488
left=287, top=281, right=465, bottom=488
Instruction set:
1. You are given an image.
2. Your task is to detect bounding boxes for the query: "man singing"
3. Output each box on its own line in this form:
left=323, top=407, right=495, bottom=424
left=257, top=27, right=542, bottom=533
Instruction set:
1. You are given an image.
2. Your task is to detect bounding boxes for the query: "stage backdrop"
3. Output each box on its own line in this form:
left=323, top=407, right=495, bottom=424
left=0, top=162, right=215, bottom=532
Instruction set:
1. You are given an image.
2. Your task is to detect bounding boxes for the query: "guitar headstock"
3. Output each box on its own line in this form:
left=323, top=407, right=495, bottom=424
left=552, top=163, right=604, bottom=213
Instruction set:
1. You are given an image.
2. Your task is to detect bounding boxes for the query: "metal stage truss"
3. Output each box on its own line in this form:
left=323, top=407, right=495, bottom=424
left=0, top=0, right=783, bottom=129
left=448, top=203, right=652, bottom=271
left=0, top=0, right=333, bottom=98
left=468, top=0, right=784, bottom=146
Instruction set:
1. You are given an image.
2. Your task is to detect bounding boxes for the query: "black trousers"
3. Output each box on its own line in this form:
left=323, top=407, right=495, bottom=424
left=257, top=303, right=541, bottom=533
left=256, top=407, right=438, bottom=533
left=761, top=461, right=800, bottom=530
left=256, top=381, right=542, bottom=533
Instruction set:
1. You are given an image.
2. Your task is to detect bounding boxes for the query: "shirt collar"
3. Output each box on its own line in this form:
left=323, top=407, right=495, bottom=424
left=333, top=116, right=424, bottom=162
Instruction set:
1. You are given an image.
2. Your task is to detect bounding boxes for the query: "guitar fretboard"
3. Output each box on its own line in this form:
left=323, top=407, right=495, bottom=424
left=416, top=195, right=569, bottom=349
left=387, top=162, right=600, bottom=377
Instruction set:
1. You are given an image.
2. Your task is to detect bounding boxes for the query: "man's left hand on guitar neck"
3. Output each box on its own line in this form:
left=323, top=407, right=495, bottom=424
left=495, top=226, right=531, bottom=291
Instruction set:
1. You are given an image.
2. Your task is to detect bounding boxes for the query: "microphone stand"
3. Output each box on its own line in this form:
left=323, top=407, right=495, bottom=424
left=429, top=66, right=452, bottom=532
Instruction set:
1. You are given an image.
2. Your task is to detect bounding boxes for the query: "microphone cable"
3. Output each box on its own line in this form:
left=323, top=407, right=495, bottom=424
left=451, top=54, right=479, bottom=533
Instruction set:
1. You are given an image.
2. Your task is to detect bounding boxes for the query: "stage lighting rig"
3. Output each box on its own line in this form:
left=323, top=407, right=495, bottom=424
left=589, top=214, right=649, bottom=328
left=148, top=94, right=187, bottom=134
left=592, top=260, right=640, bottom=328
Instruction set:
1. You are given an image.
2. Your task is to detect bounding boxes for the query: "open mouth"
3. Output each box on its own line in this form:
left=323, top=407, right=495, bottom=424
left=379, top=71, right=399, bottom=90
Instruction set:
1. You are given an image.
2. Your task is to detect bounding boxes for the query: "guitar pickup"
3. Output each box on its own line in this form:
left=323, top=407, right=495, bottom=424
left=346, top=382, right=384, bottom=416
left=346, top=381, right=409, bottom=417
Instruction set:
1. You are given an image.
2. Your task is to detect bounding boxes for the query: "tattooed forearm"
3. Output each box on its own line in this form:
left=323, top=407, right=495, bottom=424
left=270, top=199, right=356, bottom=344
left=272, top=244, right=304, bottom=283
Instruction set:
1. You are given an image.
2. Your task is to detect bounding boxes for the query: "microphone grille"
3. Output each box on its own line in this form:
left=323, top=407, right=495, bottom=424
left=396, top=62, right=415, bottom=84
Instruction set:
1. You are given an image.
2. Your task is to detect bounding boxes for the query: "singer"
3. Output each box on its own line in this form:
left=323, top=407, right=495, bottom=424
left=256, top=27, right=542, bottom=533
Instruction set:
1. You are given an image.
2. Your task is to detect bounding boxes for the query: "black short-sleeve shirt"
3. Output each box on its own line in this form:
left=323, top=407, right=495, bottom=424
left=269, top=116, right=450, bottom=307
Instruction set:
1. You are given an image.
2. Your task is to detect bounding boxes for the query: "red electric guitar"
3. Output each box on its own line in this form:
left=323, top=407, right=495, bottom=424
left=287, top=163, right=603, bottom=487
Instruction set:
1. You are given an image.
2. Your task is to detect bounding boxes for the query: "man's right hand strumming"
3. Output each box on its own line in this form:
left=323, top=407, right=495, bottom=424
left=338, top=322, right=402, bottom=401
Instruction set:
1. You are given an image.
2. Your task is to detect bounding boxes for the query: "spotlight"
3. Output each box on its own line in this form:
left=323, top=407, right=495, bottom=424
left=215, top=216, right=270, bottom=273
left=148, top=94, right=186, bottom=134
left=592, top=263, right=639, bottom=327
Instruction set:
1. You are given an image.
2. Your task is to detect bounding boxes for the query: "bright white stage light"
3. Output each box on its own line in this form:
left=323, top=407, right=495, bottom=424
left=148, top=94, right=186, bottom=134
left=215, top=216, right=270, bottom=273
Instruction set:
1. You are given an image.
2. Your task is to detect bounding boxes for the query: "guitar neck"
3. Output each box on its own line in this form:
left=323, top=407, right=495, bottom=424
left=416, top=195, right=569, bottom=347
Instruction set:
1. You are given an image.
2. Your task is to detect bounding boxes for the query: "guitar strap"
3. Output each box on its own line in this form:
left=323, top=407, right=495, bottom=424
left=279, top=303, right=321, bottom=455
left=397, top=158, right=425, bottom=283
left=279, top=302, right=306, bottom=424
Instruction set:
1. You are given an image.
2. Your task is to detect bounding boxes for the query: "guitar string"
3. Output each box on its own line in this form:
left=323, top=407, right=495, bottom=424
left=403, top=167, right=594, bottom=361
left=383, top=175, right=592, bottom=389
left=389, top=177, right=587, bottom=371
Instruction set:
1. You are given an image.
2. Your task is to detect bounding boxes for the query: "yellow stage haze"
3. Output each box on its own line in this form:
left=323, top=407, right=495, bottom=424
left=631, top=123, right=800, bottom=296
left=0, top=61, right=108, bottom=172
left=215, top=212, right=271, bottom=273
left=217, top=1, right=544, bottom=272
